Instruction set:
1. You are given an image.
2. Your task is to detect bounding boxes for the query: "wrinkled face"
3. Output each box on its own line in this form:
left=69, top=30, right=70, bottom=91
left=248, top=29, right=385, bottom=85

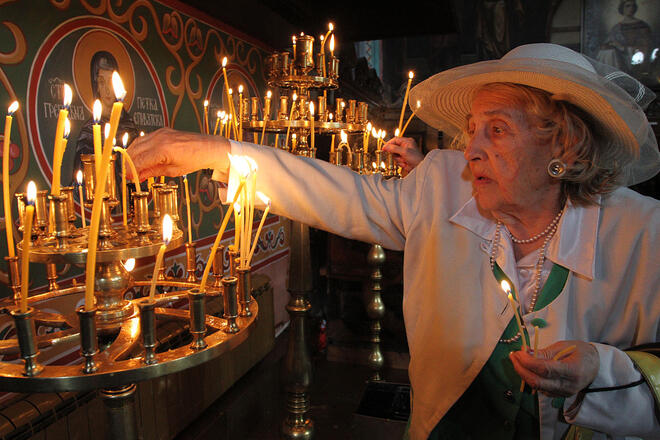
left=96, top=68, right=115, bottom=117
left=464, top=90, right=556, bottom=216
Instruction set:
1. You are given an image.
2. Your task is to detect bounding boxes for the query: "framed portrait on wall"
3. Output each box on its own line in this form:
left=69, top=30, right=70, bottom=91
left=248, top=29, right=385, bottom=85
left=582, top=0, right=660, bottom=89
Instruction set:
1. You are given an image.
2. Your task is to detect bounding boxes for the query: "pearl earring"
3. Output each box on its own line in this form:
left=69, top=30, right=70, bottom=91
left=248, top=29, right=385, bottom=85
left=547, top=159, right=567, bottom=178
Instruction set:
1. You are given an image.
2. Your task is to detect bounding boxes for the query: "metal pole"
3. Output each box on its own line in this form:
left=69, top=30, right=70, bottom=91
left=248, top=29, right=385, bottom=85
left=101, top=384, right=140, bottom=440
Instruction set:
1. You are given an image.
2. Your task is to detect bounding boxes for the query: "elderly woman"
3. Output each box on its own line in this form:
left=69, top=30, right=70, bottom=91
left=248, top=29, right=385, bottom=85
left=130, top=44, right=660, bottom=439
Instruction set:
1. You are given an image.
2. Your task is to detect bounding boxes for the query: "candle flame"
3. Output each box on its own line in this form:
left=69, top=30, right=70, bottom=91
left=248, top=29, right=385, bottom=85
left=328, top=113, right=333, bottom=121
left=395, top=128, right=400, bottom=137
left=380, top=161, right=386, bottom=170
left=340, top=101, right=345, bottom=108
left=7, top=101, right=18, bottom=115
left=266, top=90, right=272, bottom=99
left=63, top=84, right=73, bottom=107
left=238, top=85, right=243, bottom=94
left=371, top=127, right=378, bottom=137
left=380, top=130, right=386, bottom=139
left=112, top=71, right=127, bottom=101
left=233, top=202, right=241, bottom=213
left=367, top=122, right=372, bottom=131
left=222, top=56, right=228, bottom=67
left=122, top=132, right=129, bottom=147
left=123, top=258, right=136, bottom=272
left=300, top=32, right=304, bottom=37
left=416, top=100, right=421, bottom=108
left=216, top=110, right=221, bottom=117
left=76, top=169, right=83, bottom=185
left=329, top=35, right=335, bottom=52
left=162, top=214, right=173, bottom=244
left=292, top=133, right=296, bottom=139
left=220, top=110, right=226, bottom=118
left=372, top=162, right=377, bottom=169
left=340, top=130, right=347, bottom=143
left=257, top=191, right=271, bottom=207
left=309, top=101, right=314, bottom=115
left=93, top=99, right=102, bottom=122
left=104, top=123, right=111, bottom=140
left=292, top=92, right=297, bottom=101
left=26, top=181, right=37, bottom=205
left=329, top=22, right=334, bottom=31
left=228, top=88, right=233, bottom=95
left=500, top=280, right=512, bottom=294
left=204, top=99, right=209, bottom=107
left=140, top=131, right=145, bottom=136
left=319, top=35, right=324, bottom=41
left=292, top=35, right=296, bottom=44
left=63, top=118, right=71, bottom=138
left=408, top=71, right=414, bottom=79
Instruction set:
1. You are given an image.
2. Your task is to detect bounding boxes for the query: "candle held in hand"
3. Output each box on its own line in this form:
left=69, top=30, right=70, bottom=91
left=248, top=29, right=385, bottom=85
left=397, top=71, right=414, bottom=133
left=148, top=214, right=173, bottom=301
left=3, top=101, right=19, bottom=258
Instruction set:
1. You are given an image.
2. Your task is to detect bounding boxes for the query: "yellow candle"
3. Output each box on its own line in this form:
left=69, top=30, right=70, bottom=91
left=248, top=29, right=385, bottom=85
left=183, top=175, right=192, bottom=244
left=552, top=345, right=577, bottom=361
left=20, top=181, right=36, bottom=313
left=260, top=91, right=272, bottom=145
left=329, top=34, right=335, bottom=58
left=213, top=110, right=222, bottom=136
left=199, top=180, right=244, bottom=291
left=76, top=170, right=86, bottom=227
left=120, top=133, right=129, bottom=226
left=398, top=71, right=414, bottom=133
left=234, top=202, right=241, bottom=257
left=309, top=102, right=315, bottom=152
left=238, top=85, right=244, bottom=141
left=401, top=100, right=421, bottom=137
left=85, top=72, right=125, bottom=311
left=203, top=100, right=209, bottom=135
left=284, top=92, right=297, bottom=149
left=3, top=101, right=18, bottom=258
left=221, top=57, right=239, bottom=139
left=148, top=214, right=173, bottom=301
left=320, top=23, right=333, bottom=77
left=330, top=134, right=335, bottom=154
left=247, top=193, right=270, bottom=265
left=92, top=100, right=102, bottom=176
left=51, top=85, right=72, bottom=196
left=51, top=118, right=70, bottom=198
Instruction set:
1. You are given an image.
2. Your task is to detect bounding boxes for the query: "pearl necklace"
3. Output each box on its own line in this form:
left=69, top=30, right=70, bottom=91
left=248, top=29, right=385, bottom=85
left=490, top=209, right=563, bottom=343
left=505, top=209, right=564, bottom=244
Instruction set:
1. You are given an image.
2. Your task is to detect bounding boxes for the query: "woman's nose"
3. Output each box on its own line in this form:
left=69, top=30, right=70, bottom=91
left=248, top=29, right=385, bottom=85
left=464, top=130, right=486, bottom=162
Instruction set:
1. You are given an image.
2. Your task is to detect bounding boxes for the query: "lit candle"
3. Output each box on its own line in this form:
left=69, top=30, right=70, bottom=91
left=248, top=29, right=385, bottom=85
left=329, top=34, right=335, bottom=58
left=183, top=174, right=192, bottom=244
left=203, top=99, right=209, bottom=135
left=51, top=85, right=72, bottom=196
left=20, top=181, right=36, bottom=313
left=103, top=72, right=126, bottom=159
left=284, top=92, right=297, bottom=149
left=228, top=88, right=237, bottom=139
left=199, top=180, right=244, bottom=292
left=123, top=258, right=136, bottom=272
left=3, top=101, right=18, bottom=258
left=76, top=170, right=85, bottom=227
left=92, top=100, right=102, bottom=176
left=120, top=133, right=129, bottom=226
left=148, top=214, right=173, bottom=301
left=85, top=72, right=125, bottom=311
left=401, top=100, right=421, bottom=137
left=260, top=91, right=272, bottom=145
left=247, top=192, right=270, bottom=265
left=501, top=279, right=528, bottom=391
left=292, top=35, right=296, bottom=62
left=309, top=101, right=315, bottom=152
left=213, top=110, right=222, bottom=136
left=321, top=23, right=333, bottom=77
left=364, top=122, right=372, bottom=154
left=238, top=85, right=244, bottom=141
left=221, top=57, right=239, bottom=139
left=398, top=71, right=414, bottom=133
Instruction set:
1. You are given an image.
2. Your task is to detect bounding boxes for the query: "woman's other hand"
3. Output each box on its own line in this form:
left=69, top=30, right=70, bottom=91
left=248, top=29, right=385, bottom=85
left=509, top=340, right=600, bottom=397
left=382, top=137, right=425, bottom=174
left=128, top=128, right=230, bottom=181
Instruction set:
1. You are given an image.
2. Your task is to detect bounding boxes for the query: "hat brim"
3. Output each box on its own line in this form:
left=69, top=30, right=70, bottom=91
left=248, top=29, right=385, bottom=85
left=409, top=58, right=645, bottom=157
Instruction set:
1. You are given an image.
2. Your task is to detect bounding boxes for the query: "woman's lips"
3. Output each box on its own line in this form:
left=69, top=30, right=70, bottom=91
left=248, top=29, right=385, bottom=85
left=474, top=175, right=493, bottom=186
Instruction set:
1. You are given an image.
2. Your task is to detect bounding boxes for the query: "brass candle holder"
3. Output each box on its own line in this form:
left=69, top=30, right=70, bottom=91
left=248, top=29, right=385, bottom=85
left=221, top=276, right=239, bottom=334
left=10, top=307, right=44, bottom=377
left=138, top=299, right=157, bottom=365
left=77, top=306, right=99, bottom=374
left=237, top=267, right=252, bottom=318
left=187, top=289, right=207, bottom=350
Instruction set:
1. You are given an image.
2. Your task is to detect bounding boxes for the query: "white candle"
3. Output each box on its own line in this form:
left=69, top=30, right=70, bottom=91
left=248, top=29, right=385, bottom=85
left=76, top=170, right=85, bottom=227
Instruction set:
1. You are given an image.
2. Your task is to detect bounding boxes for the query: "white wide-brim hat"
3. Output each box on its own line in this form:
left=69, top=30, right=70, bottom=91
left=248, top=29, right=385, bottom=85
left=409, top=43, right=660, bottom=185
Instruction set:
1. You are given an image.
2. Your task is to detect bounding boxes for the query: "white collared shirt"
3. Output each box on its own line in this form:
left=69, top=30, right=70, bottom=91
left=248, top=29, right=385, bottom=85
left=220, top=142, right=660, bottom=439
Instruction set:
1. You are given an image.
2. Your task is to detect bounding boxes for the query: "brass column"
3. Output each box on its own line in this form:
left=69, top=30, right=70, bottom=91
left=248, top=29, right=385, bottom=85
left=366, top=244, right=386, bottom=381
left=100, top=384, right=139, bottom=440
left=282, top=220, right=313, bottom=440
